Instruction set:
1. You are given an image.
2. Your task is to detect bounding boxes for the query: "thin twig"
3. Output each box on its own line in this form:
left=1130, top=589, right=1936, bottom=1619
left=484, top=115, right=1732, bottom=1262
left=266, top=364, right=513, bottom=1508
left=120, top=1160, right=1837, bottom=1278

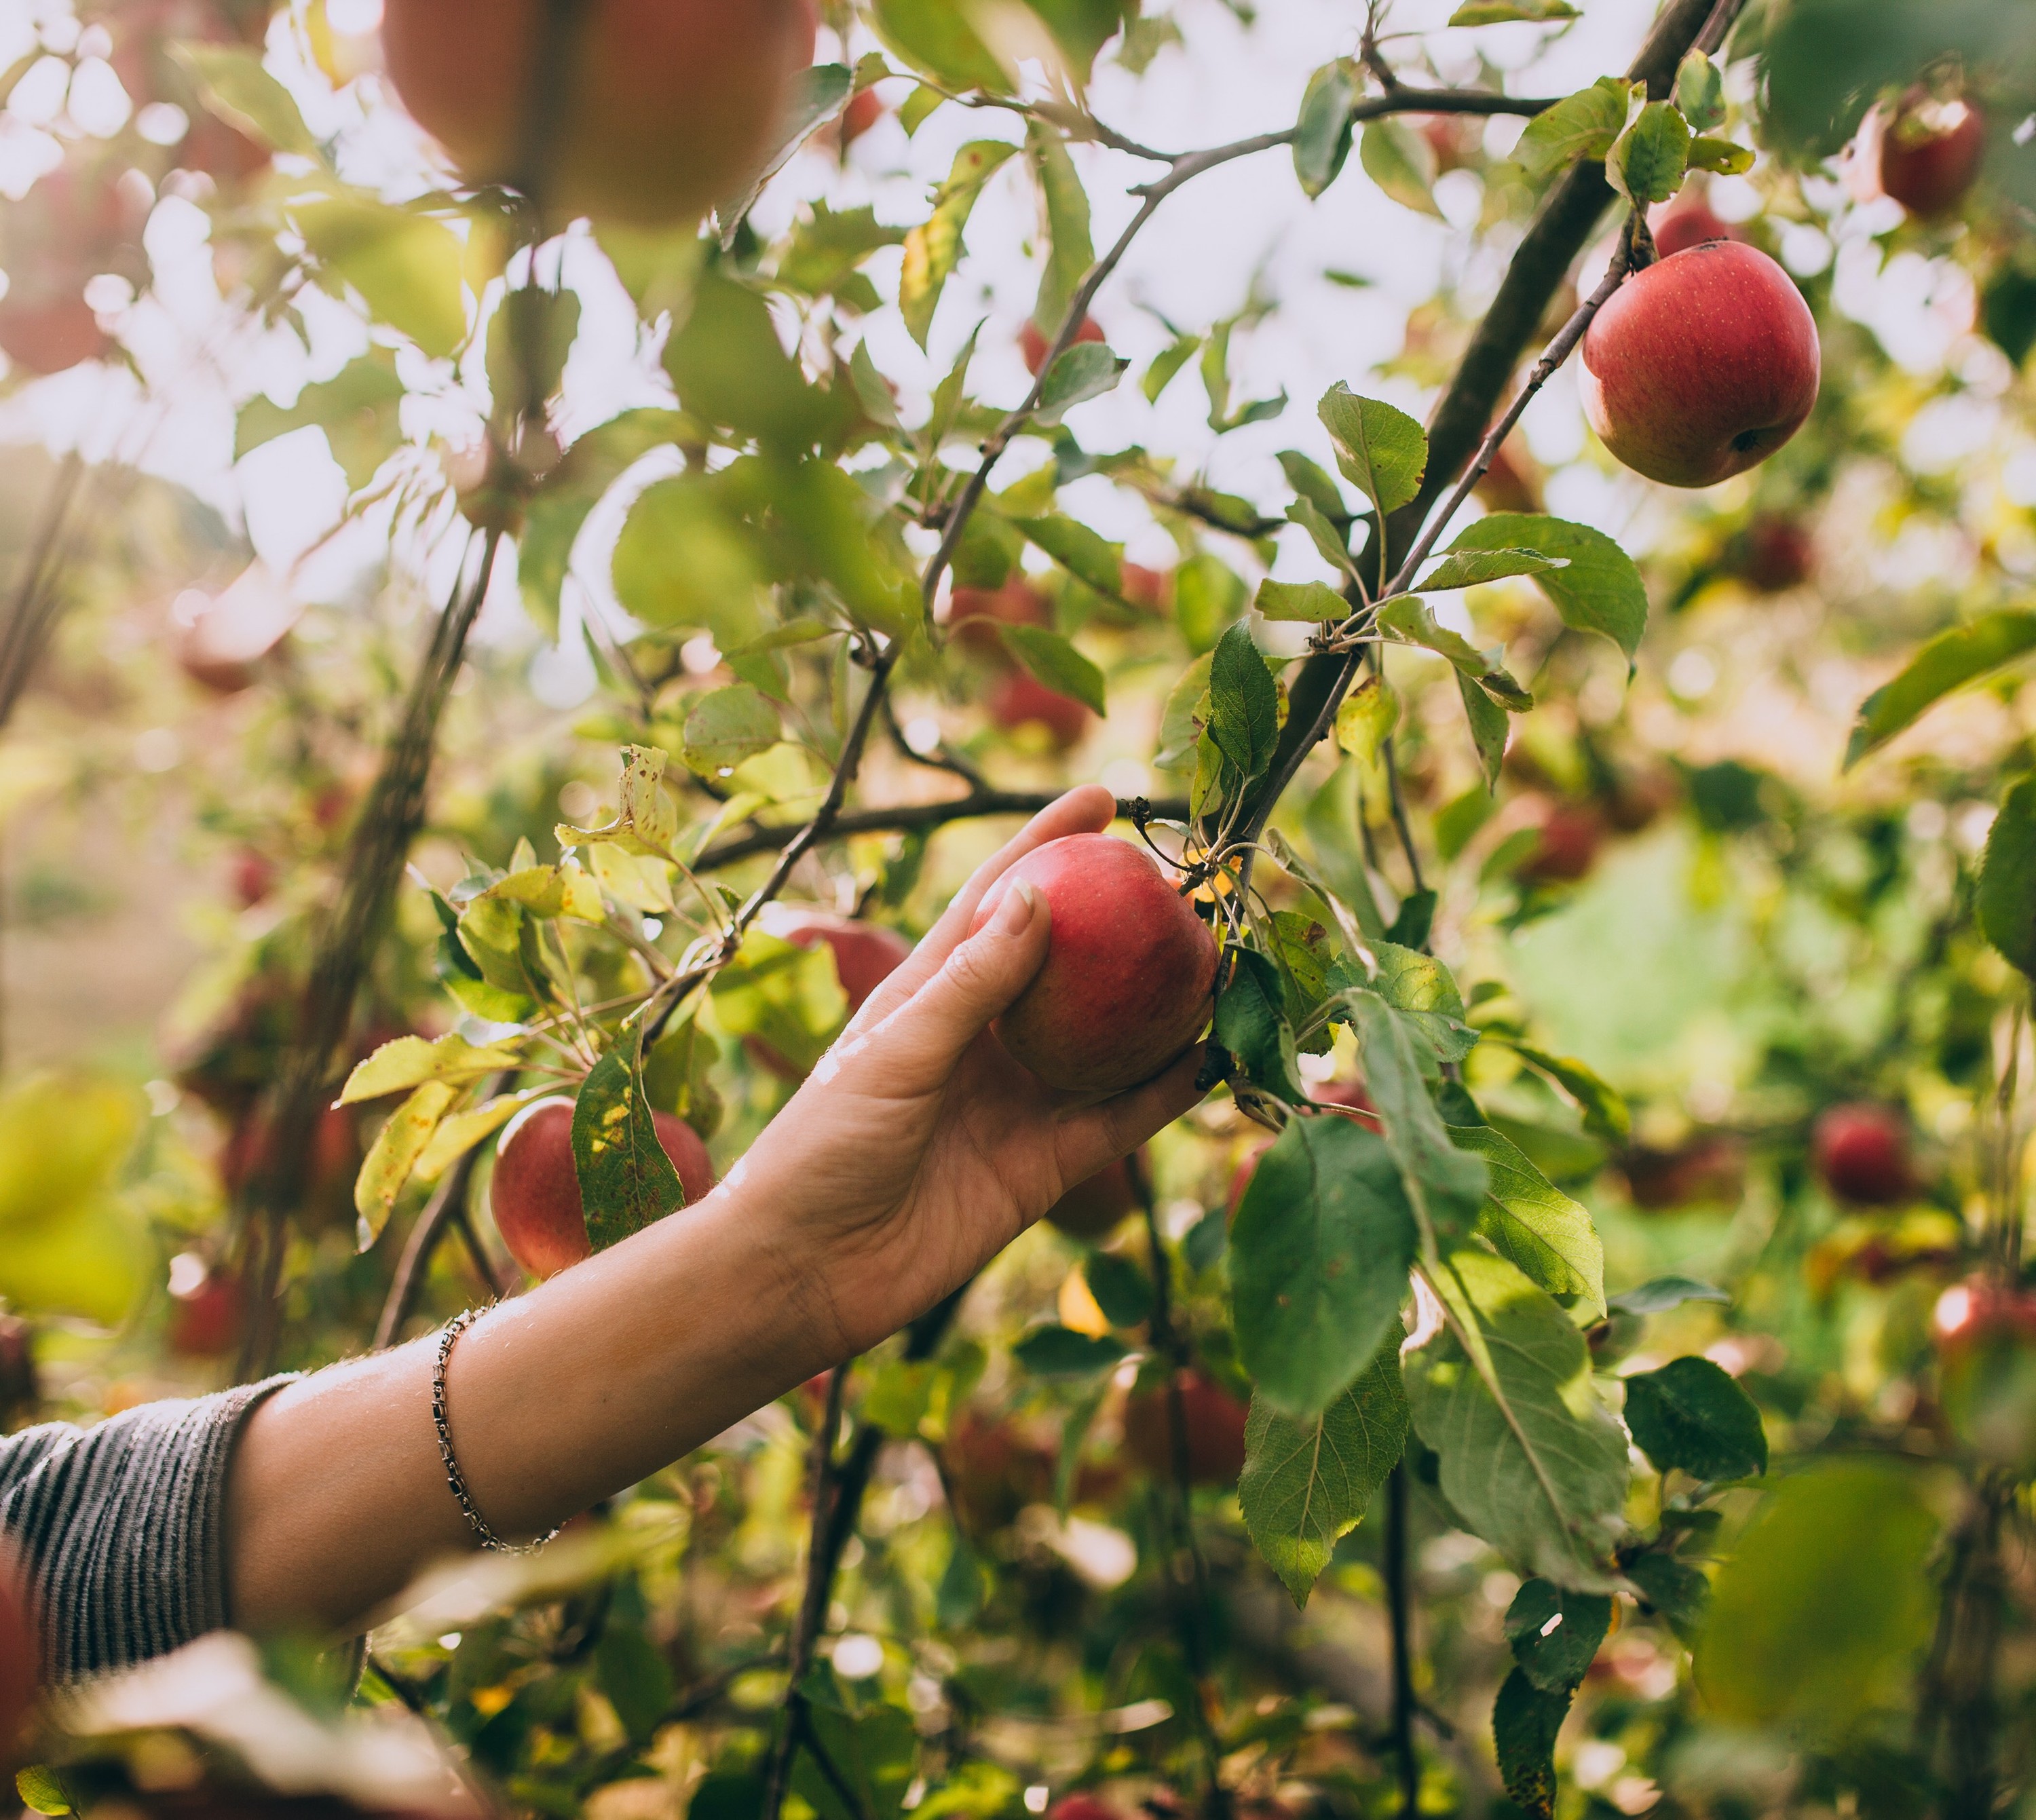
left=373, top=1137, right=493, bottom=1350
left=1384, top=1464, right=1419, bottom=1820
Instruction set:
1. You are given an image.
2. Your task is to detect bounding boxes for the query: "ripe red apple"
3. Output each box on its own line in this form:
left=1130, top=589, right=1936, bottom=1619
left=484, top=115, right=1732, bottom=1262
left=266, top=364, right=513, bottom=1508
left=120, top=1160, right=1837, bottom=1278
left=834, top=87, right=885, bottom=151
left=1814, top=1103, right=1911, bottom=1207
left=988, top=671, right=1091, bottom=751
left=1121, top=563, right=1172, bottom=615
left=1048, top=1797, right=1131, bottom=1820
left=491, top=1096, right=716, bottom=1279
left=1123, top=1370, right=1249, bottom=1486
left=1879, top=91, right=1986, bottom=220
left=168, top=1266, right=241, bottom=1359
left=1044, top=1152, right=1143, bottom=1240
left=229, top=848, right=277, bottom=909
left=1474, top=435, right=1544, bottom=515
left=747, top=911, right=911, bottom=1078
left=947, top=578, right=1052, bottom=657
left=1935, top=1281, right=2036, bottom=1354
left=381, top=0, right=818, bottom=225
left=0, top=1316, right=34, bottom=1428
left=1621, top=1134, right=1746, bottom=1211
left=968, top=835, right=1218, bottom=1096
left=1420, top=113, right=1482, bottom=173
left=221, top=1104, right=360, bottom=1219
left=945, top=1412, right=1056, bottom=1536
left=1019, top=314, right=1106, bottom=377
left=1579, top=242, right=1820, bottom=489
left=0, top=1540, right=37, bottom=1763
left=1515, top=801, right=1605, bottom=886
left=1647, top=186, right=1740, bottom=259
left=0, top=295, right=111, bottom=375
left=1735, top=515, right=1815, bottom=593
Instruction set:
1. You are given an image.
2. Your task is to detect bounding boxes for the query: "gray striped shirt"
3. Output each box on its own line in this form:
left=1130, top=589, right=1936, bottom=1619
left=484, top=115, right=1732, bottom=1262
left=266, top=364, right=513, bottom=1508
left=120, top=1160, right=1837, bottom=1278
left=1, top=1378, right=291, bottom=1682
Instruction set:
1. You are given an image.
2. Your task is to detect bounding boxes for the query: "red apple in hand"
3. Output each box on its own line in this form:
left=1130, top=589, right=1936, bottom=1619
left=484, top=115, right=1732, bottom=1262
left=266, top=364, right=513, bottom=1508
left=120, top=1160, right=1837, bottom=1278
left=491, top=1097, right=716, bottom=1278
left=1879, top=90, right=1986, bottom=220
left=1123, top=1370, right=1249, bottom=1486
left=1020, top=314, right=1106, bottom=376
left=1814, top=1103, right=1911, bottom=1207
left=968, top=835, right=1218, bottom=1095
left=989, top=671, right=1091, bottom=751
left=1580, top=242, right=1820, bottom=489
left=381, top=0, right=818, bottom=225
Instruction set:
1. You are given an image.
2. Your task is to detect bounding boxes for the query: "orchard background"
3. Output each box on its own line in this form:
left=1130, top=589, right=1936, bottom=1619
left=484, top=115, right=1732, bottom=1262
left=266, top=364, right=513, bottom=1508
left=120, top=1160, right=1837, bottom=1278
left=0, top=0, right=2033, bottom=1815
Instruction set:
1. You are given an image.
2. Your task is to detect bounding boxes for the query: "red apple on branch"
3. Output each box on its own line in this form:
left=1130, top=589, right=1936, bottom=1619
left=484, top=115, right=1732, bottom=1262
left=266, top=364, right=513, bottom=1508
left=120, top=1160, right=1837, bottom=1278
left=1020, top=314, right=1106, bottom=377
left=1044, top=1153, right=1144, bottom=1240
left=380, top=0, right=818, bottom=225
left=947, top=578, right=1053, bottom=657
left=988, top=671, right=1092, bottom=751
left=1735, top=515, right=1815, bottom=593
left=1647, top=185, right=1740, bottom=258
left=1813, top=1103, right=1912, bottom=1207
left=1879, top=90, right=1986, bottom=220
left=747, top=910, right=911, bottom=1078
left=968, top=835, right=1218, bottom=1095
left=491, top=1096, right=715, bottom=1279
left=1579, top=242, right=1820, bottom=489
left=1123, top=1369, right=1249, bottom=1486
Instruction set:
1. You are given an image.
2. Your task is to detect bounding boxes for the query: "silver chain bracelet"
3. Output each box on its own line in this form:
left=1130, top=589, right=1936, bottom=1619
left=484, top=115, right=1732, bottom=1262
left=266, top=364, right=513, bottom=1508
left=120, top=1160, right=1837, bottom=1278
left=433, top=1309, right=561, bottom=1555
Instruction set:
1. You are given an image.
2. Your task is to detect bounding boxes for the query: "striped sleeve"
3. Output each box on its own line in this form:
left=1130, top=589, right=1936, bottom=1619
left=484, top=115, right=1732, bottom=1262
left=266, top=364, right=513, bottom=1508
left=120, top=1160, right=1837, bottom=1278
left=0, top=1377, right=294, bottom=1683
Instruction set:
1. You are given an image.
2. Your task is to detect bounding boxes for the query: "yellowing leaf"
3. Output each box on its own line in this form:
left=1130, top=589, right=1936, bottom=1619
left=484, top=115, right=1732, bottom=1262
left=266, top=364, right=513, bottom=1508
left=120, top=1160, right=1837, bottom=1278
left=340, top=1034, right=523, bottom=1105
left=354, top=1081, right=457, bottom=1248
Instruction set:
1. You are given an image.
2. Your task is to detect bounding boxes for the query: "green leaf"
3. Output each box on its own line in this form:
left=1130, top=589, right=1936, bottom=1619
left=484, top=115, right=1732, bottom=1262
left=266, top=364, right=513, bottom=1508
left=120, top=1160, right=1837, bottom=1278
left=1023, top=0, right=1133, bottom=83
left=169, top=40, right=318, bottom=156
left=871, top=0, right=1009, bottom=90
left=1287, top=498, right=1360, bottom=580
left=1279, top=450, right=1351, bottom=525
left=1359, top=118, right=1444, bottom=217
left=1144, top=330, right=1203, bottom=404
left=1607, top=100, right=1691, bottom=206
left=1511, top=76, right=1634, bottom=183
left=999, top=624, right=1106, bottom=715
left=1255, top=578, right=1348, bottom=624
left=709, top=930, right=850, bottom=1076
left=1686, top=135, right=1755, bottom=175
left=1215, top=949, right=1308, bottom=1103
left=1845, top=613, right=2036, bottom=766
left=1675, top=50, right=1727, bottom=132
left=1175, top=554, right=1247, bottom=655
left=1033, top=341, right=1129, bottom=425
left=611, top=477, right=765, bottom=649
left=1505, top=1578, right=1613, bottom=1692
left=1623, top=1357, right=1768, bottom=1481
left=1015, top=1323, right=1128, bottom=1377
left=1084, top=1251, right=1152, bottom=1328
left=1980, top=774, right=2036, bottom=979
left=1207, top=622, right=1281, bottom=778
left=1626, top=1551, right=1710, bottom=1643
left=597, top=1623, right=678, bottom=1746
left=683, top=685, right=780, bottom=778
left=1417, top=547, right=1564, bottom=592
left=1028, top=121, right=1095, bottom=333
left=1347, top=995, right=1490, bottom=1240
left=1492, top=1669, right=1572, bottom=1820
left=354, top=1081, right=455, bottom=1248
left=1232, top=1118, right=1420, bottom=1418
left=664, top=271, right=837, bottom=450
left=1014, top=512, right=1123, bottom=595
left=1459, top=671, right=1512, bottom=789
left=1406, top=1249, right=1629, bottom=1588
left=414, top=1090, right=542, bottom=1183
left=14, top=1768, right=72, bottom=1817
left=1336, top=674, right=1399, bottom=764
left=1498, top=1038, right=1632, bottom=1143
left=796, top=1679, right=918, bottom=1820
left=293, top=198, right=466, bottom=362
left=1359, top=943, right=1477, bottom=1063
left=341, top=1034, right=523, bottom=1105
left=1453, top=1124, right=1605, bottom=1316
left=1377, top=596, right=1532, bottom=709
left=1608, top=1276, right=1728, bottom=1317
left=1318, top=385, right=1428, bottom=520
left=486, top=285, right=580, bottom=411
left=1239, top=1326, right=1409, bottom=1605
left=236, top=352, right=405, bottom=493
left=1695, top=1461, right=1940, bottom=1729
left=715, top=64, right=853, bottom=238
left=1445, top=514, right=1648, bottom=660
left=899, top=140, right=1019, bottom=348
left=1450, top=0, right=1579, bottom=20
left=1294, top=61, right=1358, bottom=199
left=778, top=204, right=907, bottom=310
left=572, top=1040, right=685, bottom=1253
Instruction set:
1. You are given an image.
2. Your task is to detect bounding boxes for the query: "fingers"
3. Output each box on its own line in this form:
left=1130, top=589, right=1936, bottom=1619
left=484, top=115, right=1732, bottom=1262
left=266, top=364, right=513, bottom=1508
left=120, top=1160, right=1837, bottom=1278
left=1053, top=1045, right=1209, bottom=1190
left=853, top=875, right=1053, bottom=1091
left=847, top=786, right=1114, bottom=1034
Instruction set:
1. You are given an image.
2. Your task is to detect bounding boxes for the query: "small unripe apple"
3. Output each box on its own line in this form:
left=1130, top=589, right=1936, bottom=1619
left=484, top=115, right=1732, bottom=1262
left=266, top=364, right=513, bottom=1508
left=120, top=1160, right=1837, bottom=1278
left=491, top=1096, right=715, bottom=1278
left=1813, top=1103, right=1911, bottom=1207
left=381, top=0, right=818, bottom=226
left=1879, top=90, right=1986, bottom=220
left=988, top=671, right=1091, bottom=751
left=1515, top=801, right=1605, bottom=886
left=947, top=578, right=1052, bottom=656
left=1019, top=314, right=1106, bottom=377
left=1123, top=1369, right=1249, bottom=1486
left=0, top=1540, right=36, bottom=1762
left=1647, top=187, right=1739, bottom=259
left=1579, top=242, right=1820, bottom=489
left=747, top=911, right=911, bottom=1078
left=968, top=835, right=1218, bottom=1096
left=1044, top=1152, right=1143, bottom=1240
left=1735, top=516, right=1815, bottom=593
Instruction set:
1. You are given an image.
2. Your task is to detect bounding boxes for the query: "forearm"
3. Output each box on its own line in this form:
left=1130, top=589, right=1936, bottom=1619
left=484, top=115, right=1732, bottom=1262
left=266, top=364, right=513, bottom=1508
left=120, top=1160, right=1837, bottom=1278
left=227, top=1179, right=848, bottom=1633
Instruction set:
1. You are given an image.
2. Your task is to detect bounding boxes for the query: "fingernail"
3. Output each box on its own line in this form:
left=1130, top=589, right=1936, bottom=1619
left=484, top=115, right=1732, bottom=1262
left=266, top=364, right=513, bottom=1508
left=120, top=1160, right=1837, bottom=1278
left=992, top=879, right=1037, bottom=934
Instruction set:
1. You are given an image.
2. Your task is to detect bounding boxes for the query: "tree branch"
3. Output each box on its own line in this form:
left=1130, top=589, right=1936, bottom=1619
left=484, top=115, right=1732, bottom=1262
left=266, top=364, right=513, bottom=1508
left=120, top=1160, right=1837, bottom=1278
left=373, top=1136, right=494, bottom=1350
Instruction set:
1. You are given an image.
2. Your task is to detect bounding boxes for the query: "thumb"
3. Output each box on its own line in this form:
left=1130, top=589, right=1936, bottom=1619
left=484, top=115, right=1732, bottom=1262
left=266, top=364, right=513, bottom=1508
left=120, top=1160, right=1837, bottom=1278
left=874, top=877, right=1050, bottom=1079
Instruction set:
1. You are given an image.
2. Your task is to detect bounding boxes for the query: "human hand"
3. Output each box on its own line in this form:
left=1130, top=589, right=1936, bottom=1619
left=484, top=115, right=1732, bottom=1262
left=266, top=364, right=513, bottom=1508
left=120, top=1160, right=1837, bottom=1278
left=722, top=786, right=1205, bottom=1358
